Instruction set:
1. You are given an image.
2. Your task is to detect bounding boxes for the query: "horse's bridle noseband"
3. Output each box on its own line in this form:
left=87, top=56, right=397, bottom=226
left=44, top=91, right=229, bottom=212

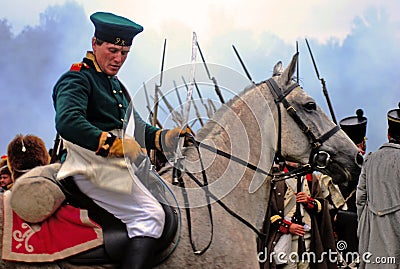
left=265, top=77, right=341, bottom=170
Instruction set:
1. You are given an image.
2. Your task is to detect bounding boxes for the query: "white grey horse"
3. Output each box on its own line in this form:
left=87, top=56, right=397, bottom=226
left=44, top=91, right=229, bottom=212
left=0, top=53, right=361, bottom=269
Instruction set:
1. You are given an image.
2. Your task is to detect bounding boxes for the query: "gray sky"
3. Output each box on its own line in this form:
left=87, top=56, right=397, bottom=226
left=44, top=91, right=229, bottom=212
left=1, top=0, right=399, bottom=154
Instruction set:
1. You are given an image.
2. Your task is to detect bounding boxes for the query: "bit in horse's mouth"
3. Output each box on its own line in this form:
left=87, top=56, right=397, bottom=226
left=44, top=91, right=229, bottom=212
left=320, top=162, right=353, bottom=185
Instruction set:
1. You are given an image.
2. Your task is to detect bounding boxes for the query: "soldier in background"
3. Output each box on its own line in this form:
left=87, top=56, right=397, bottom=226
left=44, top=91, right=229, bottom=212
left=260, top=161, right=337, bottom=269
left=356, top=105, right=400, bottom=268
left=340, top=109, right=367, bottom=156
left=0, top=156, right=13, bottom=192
left=335, top=109, right=367, bottom=267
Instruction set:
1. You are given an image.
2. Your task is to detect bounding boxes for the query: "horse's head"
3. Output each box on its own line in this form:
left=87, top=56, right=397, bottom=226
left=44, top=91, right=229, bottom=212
left=264, top=53, right=362, bottom=184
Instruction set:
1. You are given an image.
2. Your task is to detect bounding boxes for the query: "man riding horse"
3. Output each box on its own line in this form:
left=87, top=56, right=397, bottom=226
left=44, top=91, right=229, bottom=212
left=52, top=12, right=184, bottom=269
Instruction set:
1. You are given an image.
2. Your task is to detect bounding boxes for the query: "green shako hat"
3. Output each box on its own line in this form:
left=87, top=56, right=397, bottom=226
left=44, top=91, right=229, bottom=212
left=387, top=102, right=400, bottom=139
left=339, top=109, right=367, bottom=144
left=90, top=12, right=143, bottom=46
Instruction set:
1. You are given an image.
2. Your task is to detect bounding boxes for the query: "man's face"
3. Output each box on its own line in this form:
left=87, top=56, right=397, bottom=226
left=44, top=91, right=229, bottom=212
left=0, top=174, right=12, bottom=187
left=92, top=38, right=131, bottom=76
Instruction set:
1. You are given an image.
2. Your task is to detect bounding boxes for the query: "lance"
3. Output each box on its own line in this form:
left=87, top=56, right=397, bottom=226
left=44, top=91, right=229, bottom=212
left=172, top=32, right=198, bottom=185
left=143, top=82, right=153, bottom=124
left=151, top=38, right=167, bottom=165
left=294, top=174, right=306, bottom=256
left=50, top=133, right=62, bottom=164
left=296, top=41, right=299, bottom=84
left=156, top=86, right=183, bottom=126
left=190, top=119, right=198, bottom=128
left=143, top=82, right=163, bottom=128
left=207, top=98, right=217, bottom=114
left=153, top=38, right=167, bottom=129
left=232, top=44, right=255, bottom=84
left=196, top=40, right=225, bottom=104
left=194, top=78, right=213, bottom=119
left=150, top=95, right=169, bottom=116
left=174, top=80, right=197, bottom=135
left=182, top=76, right=204, bottom=127
left=173, top=80, right=184, bottom=116
left=293, top=42, right=306, bottom=253
left=305, top=38, right=337, bottom=124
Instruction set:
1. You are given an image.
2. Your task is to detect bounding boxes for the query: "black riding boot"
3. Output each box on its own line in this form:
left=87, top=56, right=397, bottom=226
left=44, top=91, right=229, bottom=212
left=121, top=236, right=157, bottom=269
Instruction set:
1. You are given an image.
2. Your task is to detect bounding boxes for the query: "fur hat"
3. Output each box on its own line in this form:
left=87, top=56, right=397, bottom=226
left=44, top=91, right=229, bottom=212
left=6, top=134, right=64, bottom=223
left=7, top=134, right=50, bottom=180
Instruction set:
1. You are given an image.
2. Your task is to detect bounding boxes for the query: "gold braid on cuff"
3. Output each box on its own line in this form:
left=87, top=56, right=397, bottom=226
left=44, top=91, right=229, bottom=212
left=155, top=129, right=162, bottom=151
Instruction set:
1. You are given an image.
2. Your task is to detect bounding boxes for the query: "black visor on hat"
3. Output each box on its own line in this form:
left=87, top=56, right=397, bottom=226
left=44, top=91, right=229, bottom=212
left=339, top=109, right=367, bottom=144
left=90, top=12, right=143, bottom=46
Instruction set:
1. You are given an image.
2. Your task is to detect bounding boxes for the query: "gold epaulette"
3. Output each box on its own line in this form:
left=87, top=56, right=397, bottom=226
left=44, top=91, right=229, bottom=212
left=270, top=215, right=282, bottom=223
left=70, top=62, right=89, bottom=72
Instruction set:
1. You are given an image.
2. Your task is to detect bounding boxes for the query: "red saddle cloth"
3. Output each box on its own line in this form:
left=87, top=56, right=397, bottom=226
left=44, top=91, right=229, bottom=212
left=2, top=191, right=103, bottom=262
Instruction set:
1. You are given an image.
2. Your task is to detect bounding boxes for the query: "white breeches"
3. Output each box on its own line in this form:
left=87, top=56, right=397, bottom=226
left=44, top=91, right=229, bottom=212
left=279, top=236, right=311, bottom=269
left=73, top=174, right=165, bottom=239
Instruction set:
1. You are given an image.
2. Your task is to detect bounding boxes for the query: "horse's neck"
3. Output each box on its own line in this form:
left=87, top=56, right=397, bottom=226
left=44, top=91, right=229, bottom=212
left=183, top=84, right=275, bottom=229
left=196, top=83, right=276, bottom=163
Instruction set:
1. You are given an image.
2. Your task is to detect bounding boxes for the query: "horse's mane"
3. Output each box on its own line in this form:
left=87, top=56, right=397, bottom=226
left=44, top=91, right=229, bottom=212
left=195, top=83, right=260, bottom=141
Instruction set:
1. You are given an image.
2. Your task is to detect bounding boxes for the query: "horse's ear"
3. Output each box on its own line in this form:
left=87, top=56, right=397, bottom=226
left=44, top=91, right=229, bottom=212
left=281, top=52, right=299, bottom=85
left=273, top=61, right=283, bottom=76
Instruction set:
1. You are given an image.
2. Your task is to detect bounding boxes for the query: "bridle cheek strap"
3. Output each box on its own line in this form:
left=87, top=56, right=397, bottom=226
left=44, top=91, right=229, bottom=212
left=265, top=78, right=341, bottom=168
left=317, top=125, right=340, bottom=144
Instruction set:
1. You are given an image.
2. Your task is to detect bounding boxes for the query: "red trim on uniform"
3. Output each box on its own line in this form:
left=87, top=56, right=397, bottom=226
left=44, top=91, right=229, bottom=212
left=70, top=63, right=89, bottom=72
left=278, top=219, right=292, bottom=234
left=70, top=63, right=83, bottom=71
left=283, top=166, right=289, bottom=173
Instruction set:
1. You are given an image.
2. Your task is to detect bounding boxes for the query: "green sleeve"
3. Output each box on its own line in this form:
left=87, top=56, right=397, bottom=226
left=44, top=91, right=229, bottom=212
left=53, top=72, right=102, bottom=150
left=133, top=109, right=160, bottom=149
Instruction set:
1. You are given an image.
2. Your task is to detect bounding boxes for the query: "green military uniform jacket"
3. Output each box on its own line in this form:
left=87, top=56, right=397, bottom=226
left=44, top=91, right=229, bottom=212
left=53, top=52, right=159, bottom=151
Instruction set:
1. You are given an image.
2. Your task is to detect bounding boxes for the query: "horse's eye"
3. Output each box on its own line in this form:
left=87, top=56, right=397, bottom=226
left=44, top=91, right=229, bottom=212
left=303, top=102, right=316, bottom=111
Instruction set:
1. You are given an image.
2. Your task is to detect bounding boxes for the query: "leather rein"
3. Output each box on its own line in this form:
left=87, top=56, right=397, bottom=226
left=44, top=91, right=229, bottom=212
left=174, top=77, right=341, bottom=255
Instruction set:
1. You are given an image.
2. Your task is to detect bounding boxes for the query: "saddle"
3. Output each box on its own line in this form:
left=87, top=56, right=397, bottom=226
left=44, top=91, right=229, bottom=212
left=59, top=174, right=179, bottom=266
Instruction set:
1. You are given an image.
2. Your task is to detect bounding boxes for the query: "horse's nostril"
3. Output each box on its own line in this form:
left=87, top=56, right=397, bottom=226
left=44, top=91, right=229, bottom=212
left=355, top=152, right=364, bottom=167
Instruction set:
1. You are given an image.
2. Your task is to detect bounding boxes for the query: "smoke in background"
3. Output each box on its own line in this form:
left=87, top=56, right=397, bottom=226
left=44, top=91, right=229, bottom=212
left=1, top=1, right=399, bottom=154
left=0, top=2, right=92, bottom=154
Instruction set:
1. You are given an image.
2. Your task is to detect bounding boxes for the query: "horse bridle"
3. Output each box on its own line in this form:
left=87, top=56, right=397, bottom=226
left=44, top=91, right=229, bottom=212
left=265, top=77, right=341, bottom=170
left=174, top=78, right=341, bottom=255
